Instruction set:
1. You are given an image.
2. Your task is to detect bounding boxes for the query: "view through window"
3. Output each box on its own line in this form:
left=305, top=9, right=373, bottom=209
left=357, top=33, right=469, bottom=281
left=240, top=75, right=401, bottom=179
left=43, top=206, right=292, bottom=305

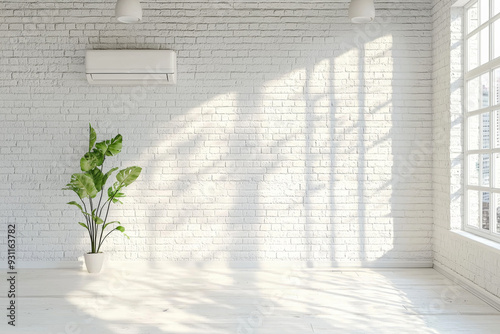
left=464, top=0, right=500, bottom=240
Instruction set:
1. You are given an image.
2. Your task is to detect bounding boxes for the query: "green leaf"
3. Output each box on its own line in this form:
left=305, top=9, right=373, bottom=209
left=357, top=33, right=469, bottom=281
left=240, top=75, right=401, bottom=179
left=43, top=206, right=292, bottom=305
left=80, top=154, right=94, bottom=172
left=87, top=168, right=105, bottom=192
left=102, top=167, right=119, bottom=186
left=93, top=149, right=105, bottom=166
left=68, top=173, right=98, bottom=198
left=96, top=134, right=122, bottom=157
left=116, top=166, right=142, bottom=187
left=114, top=225, right=129, bottom=239
left=89, top=124, right=97, bottom=152
left=62, top=184, right=80, bottom=195
left=67, top=201, right=90, bottom=216
left=108, top=183, right=122, bottom=197
left=80, top=150, right=104, bottom=172
left=78, top=222, right=89, bottom=230
left=112, top=191, right=126, bottom=204
left=67, top=201, right=83, bottom=212
left=103, top=221, right=120, bottom=230
left=107, top=186, right=114, bottom=198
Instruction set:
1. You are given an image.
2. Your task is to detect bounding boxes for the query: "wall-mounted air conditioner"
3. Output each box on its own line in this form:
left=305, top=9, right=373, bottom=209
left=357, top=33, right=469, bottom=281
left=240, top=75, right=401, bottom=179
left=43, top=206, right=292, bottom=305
left=85, top=50, right=176, bottom=85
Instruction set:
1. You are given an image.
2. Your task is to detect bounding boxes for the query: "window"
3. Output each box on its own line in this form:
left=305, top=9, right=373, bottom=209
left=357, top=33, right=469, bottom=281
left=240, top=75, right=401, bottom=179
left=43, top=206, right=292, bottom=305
left=464, top=0, right=500, bottom=241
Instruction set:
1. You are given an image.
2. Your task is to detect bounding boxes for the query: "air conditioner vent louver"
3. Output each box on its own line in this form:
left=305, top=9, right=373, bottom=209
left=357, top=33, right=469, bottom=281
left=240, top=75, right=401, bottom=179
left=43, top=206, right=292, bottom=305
left=85, top=50, right=176, bottom=86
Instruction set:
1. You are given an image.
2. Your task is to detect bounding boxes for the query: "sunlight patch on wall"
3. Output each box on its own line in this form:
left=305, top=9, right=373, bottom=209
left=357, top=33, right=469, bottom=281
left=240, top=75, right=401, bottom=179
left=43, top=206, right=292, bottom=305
left=152, top=92, right=246, bottom=260
left=332, top=34, right=396, bottom=261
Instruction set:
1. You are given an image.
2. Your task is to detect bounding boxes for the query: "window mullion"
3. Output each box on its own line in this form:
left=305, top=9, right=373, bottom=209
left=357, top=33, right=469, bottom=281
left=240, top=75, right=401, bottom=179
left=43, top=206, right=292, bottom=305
left=467, top=20, right=490, bottom=38
left=463, top=0, right=500, bottom=240
left=465, top=57, right=500, bottom=80
left=489, top=0, right=495, bottom=235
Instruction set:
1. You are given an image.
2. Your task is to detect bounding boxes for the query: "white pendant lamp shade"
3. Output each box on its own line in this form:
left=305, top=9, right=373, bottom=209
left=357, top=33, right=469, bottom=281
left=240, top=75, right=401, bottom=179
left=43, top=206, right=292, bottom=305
left=348, top=0, right=375, bottom=24
left=115, top=0, right=142, bottom=23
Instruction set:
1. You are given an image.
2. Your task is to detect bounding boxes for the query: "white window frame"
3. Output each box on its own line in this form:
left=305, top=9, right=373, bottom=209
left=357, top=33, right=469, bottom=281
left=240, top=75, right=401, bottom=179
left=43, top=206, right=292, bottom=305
left=463, top=0, right=500, bottom=242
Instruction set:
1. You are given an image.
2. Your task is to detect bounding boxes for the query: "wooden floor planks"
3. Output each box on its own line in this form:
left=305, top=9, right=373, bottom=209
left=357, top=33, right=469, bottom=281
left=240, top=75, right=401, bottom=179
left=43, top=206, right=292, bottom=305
left=1, top=267, right=499, bottom=333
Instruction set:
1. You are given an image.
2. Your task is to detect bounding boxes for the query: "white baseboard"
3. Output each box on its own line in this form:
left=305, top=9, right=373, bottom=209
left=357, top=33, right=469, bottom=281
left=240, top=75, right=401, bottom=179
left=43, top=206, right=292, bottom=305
left=1, top=259, right=433, bottom=270
left=106, top=260, right=433, bottom=271
left=434, top=262, right=500, bottom=311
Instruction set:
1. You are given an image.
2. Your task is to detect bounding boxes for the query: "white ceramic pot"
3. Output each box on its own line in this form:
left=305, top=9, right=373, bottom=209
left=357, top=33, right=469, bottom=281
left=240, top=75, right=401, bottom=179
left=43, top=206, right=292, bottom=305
left=84, top=253, right=105, bottom=273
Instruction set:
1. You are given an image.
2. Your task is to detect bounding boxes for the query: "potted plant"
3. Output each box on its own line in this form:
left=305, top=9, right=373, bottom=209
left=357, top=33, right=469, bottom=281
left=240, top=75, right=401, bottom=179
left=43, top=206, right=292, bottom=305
left=63, top=124, right=142, bottom=273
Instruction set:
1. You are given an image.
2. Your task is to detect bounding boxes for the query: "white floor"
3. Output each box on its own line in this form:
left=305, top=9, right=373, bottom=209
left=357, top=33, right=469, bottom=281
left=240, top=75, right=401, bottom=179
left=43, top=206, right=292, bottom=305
left=2, top=267, right=500, bottom=334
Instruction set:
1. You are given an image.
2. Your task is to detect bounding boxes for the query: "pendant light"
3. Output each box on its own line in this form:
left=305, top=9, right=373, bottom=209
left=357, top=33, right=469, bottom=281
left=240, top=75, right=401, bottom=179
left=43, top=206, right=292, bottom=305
left=348, top=0, right=375, bottom=24
left=115, top=0, right=142, bottom=23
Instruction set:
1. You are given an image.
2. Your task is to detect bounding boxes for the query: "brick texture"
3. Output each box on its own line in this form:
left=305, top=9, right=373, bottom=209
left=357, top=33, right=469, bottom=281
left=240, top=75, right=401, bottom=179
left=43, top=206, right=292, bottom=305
left=0, top=0, right=433, bottom=264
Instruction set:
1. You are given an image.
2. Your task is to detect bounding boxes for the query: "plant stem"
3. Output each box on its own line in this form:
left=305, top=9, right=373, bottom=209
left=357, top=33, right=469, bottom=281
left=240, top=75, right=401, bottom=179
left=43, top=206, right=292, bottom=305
left=97, top=226, right=104, bottom=253
left=103, top=197, right=113, bottom=227
left=89, top=197, right=95, bottom=253
left=96, top=198, right=115, bottom=253
left=99, top=179, right=123, bottom=212
left=94, top=174, right=125, bottom=253
left=79, top=198, right=90, bottom=225
left=98, top=228, right=118, bottom=251
left=96, top=159, right=105, bottom=216
left=80, top=197, right=94, bottom=252
left=95, top=159, right=109, bottom=250
left=96, top=182, right=124, bottom=251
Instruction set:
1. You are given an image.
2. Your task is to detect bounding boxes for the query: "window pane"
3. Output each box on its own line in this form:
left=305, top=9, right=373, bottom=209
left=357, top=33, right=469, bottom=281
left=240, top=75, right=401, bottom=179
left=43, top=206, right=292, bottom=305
left=494, top=111, right=500, bottom=148
left=468, top=32, right=479, bottom=71
left=469, top=154, right=479, bottom=185
left=482, top=112, right=491, bottom=148
left=467, top=26, right=490, bottom=70
left=494, top=19, right=500, bottom=59
left=480, top=27, right=490, bottom=65
left=469, top=114, right=480, bottom=150
left=467, top=74, right=490, bottom=112
left=495, top=154, right=500, bottom=187
left=481, top=72, right=490, bottom=108
left=495, top=0, right=500, bottom=17
left=468, top=76, right=480, bottom=111
left=494, top=194, right=500, bottom=234
left=468, top=190, right=480, bottom=228
left=480, top=0, right=490, bottom=25
left=481, top=154, right=490, bottom=186
left=494, top=68, right=500, bottom=106
left=482, top=191, right=490, bottom=230
left=468, top=2, right=479, bottom=33
left=468, top=113, right=491, bottom=149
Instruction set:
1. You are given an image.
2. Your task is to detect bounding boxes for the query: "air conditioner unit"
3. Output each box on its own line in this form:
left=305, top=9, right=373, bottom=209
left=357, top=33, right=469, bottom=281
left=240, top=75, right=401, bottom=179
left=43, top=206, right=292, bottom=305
left=85, top=50, right=176, bottom=85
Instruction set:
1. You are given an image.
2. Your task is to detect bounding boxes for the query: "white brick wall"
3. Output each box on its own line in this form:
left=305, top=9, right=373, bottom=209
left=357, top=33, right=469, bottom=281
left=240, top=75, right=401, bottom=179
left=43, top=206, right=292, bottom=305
left=0, top=0, right=433, bottom=265
left=432, top=0, right=500, bottom=298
